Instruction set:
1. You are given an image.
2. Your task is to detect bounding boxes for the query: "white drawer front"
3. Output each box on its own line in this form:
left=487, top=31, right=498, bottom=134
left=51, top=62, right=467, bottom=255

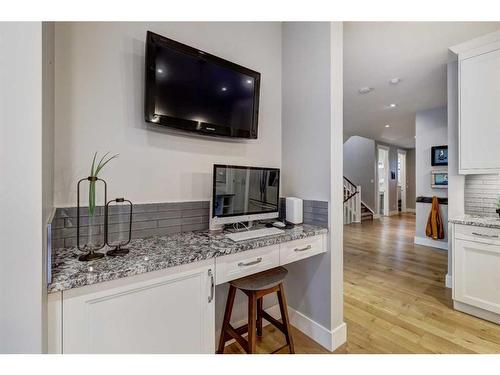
left=280, top=235, right=326, bottom=265
left=215, top=245, right=280, bottom=285
left=455, top=224, right=500, bottom=246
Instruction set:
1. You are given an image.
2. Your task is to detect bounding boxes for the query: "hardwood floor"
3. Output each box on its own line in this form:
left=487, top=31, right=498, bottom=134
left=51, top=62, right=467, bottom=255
left=226, top=214, right=500, bottom=354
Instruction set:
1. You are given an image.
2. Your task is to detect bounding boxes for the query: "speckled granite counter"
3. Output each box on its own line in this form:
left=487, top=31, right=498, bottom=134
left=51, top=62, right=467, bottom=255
left=449, top=215, right=500, bottom=229
left=48, top=224, right=328, bottom=293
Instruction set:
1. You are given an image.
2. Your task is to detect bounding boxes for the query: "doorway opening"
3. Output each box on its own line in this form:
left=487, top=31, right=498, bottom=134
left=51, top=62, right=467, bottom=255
left=398, top=149, right=407, bottom=213
left=377, top=145, right=389, bottom=216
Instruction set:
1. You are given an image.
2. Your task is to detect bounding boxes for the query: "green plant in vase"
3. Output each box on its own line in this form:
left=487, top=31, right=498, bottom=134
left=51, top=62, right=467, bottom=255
left=87, top=152, right=118, bottom=250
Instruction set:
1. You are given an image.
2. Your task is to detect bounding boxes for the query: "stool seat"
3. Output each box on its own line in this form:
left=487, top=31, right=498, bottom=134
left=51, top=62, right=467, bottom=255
left=230, top=266, right=288, bottom=291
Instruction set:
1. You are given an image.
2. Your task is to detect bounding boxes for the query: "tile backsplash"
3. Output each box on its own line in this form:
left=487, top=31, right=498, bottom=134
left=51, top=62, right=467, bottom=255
left=52, top=198, right=329, bottom=250
left=465, top=174, right=500, bottom=217
left=279, top=198, right=329, bottom=227
left=51, top=201, right=210, bottom=249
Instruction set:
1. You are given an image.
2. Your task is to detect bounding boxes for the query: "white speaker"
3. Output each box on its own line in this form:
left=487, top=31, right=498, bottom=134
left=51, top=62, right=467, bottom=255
left=285, top=197, right=303, bottom=224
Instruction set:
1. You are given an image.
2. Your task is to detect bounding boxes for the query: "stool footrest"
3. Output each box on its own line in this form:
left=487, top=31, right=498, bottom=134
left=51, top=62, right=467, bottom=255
left=261, top=310, right=286, bottom=334
left=226, top=324, right=249, bottom=353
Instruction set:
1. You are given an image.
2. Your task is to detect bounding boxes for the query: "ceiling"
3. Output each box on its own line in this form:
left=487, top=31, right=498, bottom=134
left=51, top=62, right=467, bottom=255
left=344, top=22, right=500, bottom=148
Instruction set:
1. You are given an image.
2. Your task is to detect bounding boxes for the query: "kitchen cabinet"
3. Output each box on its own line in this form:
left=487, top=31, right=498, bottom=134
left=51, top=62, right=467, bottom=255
left=452, top=224, right=500, bottom=323
left=458, top=41, right=500, bottom=174
left=49, top=259, right=215, bottom=354
left=47, top=232, right=328, bottom=354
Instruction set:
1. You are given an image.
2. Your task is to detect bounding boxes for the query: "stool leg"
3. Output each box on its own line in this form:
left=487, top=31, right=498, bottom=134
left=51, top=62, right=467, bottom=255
left=247, top=292, right=257, bottom=354
left=257, top=297, right=263, bottom=337
left=217, top=285, right=236, bottom=354
left=277, top=283, right=295, bottom=354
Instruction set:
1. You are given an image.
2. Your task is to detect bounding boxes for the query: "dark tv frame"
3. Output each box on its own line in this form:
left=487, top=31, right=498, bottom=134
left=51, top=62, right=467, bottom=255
left=431, top=145, right=448, bottom=166
left=144, top=31, right=261, bottom=139
left=212, top=164, right=280, bottom=218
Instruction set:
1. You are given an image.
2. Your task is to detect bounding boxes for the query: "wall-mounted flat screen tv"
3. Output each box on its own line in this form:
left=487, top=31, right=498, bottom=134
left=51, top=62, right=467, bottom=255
left=144, top=31, right=261, bottom=139
left=431, top=145, right=448, bottom=166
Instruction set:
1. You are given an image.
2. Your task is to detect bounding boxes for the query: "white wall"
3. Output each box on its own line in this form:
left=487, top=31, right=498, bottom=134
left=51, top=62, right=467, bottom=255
left=0, top=22, right=45, bottom=353
left=54, top=22, right=282, bottom=206
left=343, top=136, right=376, bottom=210
left=415, top=106, right=448, bottom=249
left=41, top=22, right=55, bottom=352
left=329, top=22, right=346, bottom=347
left=282, top=21, right=331, bottom=329
left=281, top=24, right=331, bottom=201
left=447, top=60, right=464, bottom=280
left=281, top=22, right=345, bottom=351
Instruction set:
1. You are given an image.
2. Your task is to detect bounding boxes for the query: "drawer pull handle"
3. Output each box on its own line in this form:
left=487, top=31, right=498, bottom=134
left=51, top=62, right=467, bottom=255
left=238, top=257, right=262, bottom=267
left=294, top=245, right=312, bottom=252
left=208, top=269, right=214, bottom=303
left=472, top=232, right=498, bottom=238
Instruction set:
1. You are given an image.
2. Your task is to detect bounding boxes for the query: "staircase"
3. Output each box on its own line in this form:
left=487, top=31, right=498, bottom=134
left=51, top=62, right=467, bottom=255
left=344, top=176, right=375, bottom=224
left=343, top=176, right=361, bottom=224
left=361, top=202, right=374, bottom=221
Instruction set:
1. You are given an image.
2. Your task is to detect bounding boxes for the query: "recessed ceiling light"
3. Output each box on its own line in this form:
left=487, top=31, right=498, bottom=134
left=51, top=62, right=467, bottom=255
left=385, top=124, right=390, bottom=128
left=358, top=87, right=374, bottom=94
left=388, top=103, right=397, bottom=108
left=221, top=87, right=227, bottom=92
left=389, top=77, right=401, bottom=85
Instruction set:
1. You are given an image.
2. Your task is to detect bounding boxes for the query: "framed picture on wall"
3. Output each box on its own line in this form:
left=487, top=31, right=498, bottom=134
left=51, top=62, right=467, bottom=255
left=431, top=170, right=448, bottom=189
left=431, top=145, right=448, bottom=166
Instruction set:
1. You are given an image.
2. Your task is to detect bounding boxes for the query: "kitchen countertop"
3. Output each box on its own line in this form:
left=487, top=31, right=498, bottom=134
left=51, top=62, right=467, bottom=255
left=48, top=224, right=328, bottom=293
left=449, top=215, right=500, bottom=229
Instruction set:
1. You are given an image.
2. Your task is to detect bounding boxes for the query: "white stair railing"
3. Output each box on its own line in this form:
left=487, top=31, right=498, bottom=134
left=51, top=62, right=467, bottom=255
left=343, top=177, right=361, bottom=225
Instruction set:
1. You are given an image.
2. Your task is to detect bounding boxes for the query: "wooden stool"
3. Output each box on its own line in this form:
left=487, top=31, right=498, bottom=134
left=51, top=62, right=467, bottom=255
left=217, top=266, right=295, bottom=354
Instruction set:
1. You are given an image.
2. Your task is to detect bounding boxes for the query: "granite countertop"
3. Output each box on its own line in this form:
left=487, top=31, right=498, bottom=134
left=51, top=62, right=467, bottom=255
left=449, top=215, right=500, bottom=229
left=48, top=224, right=328, bottom=293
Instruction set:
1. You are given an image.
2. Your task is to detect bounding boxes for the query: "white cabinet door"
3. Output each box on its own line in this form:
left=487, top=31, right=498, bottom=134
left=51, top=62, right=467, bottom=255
left=454, top=238, right=500, bottom=314
left=459, top=47, right=500, bottom=174
left=62, top=261, right=215, bottom=354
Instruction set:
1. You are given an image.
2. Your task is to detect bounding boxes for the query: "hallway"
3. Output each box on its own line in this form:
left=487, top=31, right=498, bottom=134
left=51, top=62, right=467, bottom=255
left=338, top=214, right=500, bottom=353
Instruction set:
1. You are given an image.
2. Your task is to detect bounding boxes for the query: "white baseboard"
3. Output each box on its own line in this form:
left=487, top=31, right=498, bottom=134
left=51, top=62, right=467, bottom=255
left=224, top=304, right=346, bottom=352
left=388, top=210, right=399, bottom=216
left=406, top=208, right=416, bottom=213
left=331, top=321, right=347, bottom=351
left=445, top=273, right=452, bottom=289
left=267, top=305, right=345, bottom=351
left=414, top=236, right=449, bottom=250
left=454, top=301, right=500, bottom=324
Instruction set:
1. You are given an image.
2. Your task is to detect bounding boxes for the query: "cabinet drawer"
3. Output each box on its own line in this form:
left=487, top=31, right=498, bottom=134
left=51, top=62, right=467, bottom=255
left=280, top=235, right=326, bottom=265
left=455, top=224, right=500, bottom=246
left=215, top=245, right=280, bottom=285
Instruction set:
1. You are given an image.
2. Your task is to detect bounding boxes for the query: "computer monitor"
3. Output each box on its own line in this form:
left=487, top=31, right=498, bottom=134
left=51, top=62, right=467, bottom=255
left=210, top=164, right=280, bottom=231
